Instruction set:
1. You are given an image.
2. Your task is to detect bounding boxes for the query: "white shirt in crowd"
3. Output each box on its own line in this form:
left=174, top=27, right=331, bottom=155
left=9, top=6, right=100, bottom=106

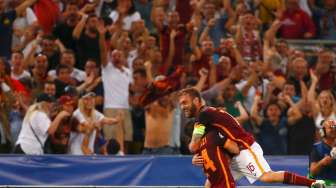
left=102, top=62, right=132, bottom=109
left=236, top=79, right=269, bottom=112
left=48, top=68, right=86, bottom=82
left=109, top=10, right=141, bottom=31
left=12, top=8, right=38, bottom=49
left=16, top=111, right=51, bottom=155
left=11, top=70, right=31, bottom=80
left=68, top=109, right=104, bottom=155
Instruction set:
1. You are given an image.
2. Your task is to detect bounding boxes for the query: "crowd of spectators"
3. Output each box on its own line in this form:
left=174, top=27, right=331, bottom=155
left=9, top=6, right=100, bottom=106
left=0, top=0, right=335, bottom=160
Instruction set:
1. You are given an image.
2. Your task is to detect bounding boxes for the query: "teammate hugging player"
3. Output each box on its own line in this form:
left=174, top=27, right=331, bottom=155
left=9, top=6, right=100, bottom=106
left=178, top=88, right=326, bottom=188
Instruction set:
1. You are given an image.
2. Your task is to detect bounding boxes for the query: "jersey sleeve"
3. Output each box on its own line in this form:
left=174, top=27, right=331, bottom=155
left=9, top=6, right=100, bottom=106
left=309, top=146, right=322, bottom=163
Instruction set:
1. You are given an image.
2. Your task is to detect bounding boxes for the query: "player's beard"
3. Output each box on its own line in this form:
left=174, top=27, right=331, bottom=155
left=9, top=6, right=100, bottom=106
left=184, top=103, right=197, bottom=118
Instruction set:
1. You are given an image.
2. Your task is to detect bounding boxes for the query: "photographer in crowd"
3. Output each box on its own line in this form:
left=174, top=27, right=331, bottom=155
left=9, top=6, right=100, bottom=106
left=309, top=120, right=336, bottom=185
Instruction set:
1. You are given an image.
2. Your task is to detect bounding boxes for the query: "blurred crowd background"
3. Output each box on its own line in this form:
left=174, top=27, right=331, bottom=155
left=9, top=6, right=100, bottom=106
left=0, top=0, right=335, bottom=158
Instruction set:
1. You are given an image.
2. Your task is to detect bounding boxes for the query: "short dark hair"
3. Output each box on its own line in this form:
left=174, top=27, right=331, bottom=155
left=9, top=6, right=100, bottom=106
left=44, top=80, right=55, bottom=86
left=56, top=64, right=70, bottom=75
left=179, top=88, right=202, bottom=101
left=12, top=50, right=24, bottom=57
left=62, top=49, right=75, bottom=56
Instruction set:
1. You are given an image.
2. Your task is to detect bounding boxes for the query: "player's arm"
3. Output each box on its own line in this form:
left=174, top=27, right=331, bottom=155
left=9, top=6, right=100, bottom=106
left=217, top=132, right=240, bottom=155
left=189, top=124, right=205, bottom=153
left=223, top=138, right=240, bottom=155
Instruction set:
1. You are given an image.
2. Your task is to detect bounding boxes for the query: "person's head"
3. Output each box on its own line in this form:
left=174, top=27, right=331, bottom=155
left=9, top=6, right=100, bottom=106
left=292, top=57, right=308, bottom=79
left=316, top=49, right=333, bottom=74
left=60, top=50, right=76, bottom=68
left=133, top=68, right=148, bottom=88
left=275, top=40, right=289, bottom=56
left=151, top=6, right=166, bottom=27
left=223, top=83, right=237, bottom=101
left=79, top=92, right=96, bottom=111
left=236, top=2, right=248, bottom=16
left=36, top=93, right=56, bottom=114
left=41, top=35, right=56, bottom=57
left=34, top=53, right=48, bottom=74
left=324, top=0, right=336, bottom=10
left=106, top=138, right=121, bottom=154
left=203, top=2, right=216, bottom=19
left=84, top=59, right=98, bottom=76
left=58, top=95, right=76, bottom=113
left=201, top=40, right=214, bottom=56
left=11, top=51, right=24, bottom=70
left=56, top=64, right=71, bottom=82
left=120, top=36, right=132, bottom=51
left=318, top=90, right=335, bottom=110
left=65, top=2, right=79, bottom=26
left=321, top=120, right=336, bottom=140
left=179, top=88, right=203, bottom=118
left=144, top=35, right=157, bottom=50
left=86, top=14, right=99, bottom=33
left=283, top=81, right=296, bottom=97
left=111, top=49, right=124, bottom=67
left=265, top=102, right=282, bottom=122
left=240, top=13, right=256, bottom=31
left=218, top=56, right=232, bottom=75
left=43, top=81, right=56, bottom=97
left=132, top=58, right=145, bottom=71
left=167, top=11, right=180, bottom=28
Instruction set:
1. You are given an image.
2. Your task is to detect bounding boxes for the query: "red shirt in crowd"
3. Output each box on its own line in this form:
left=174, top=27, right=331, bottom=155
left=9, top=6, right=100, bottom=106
left=319, top=71, right=335, bottom=91
left=280, top=8, right=316, bottom=39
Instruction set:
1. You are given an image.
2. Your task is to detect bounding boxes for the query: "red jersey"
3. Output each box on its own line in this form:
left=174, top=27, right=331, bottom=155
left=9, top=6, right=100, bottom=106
left=199, top=130, right=235, bottom=188
left=197, top=106, right=255, bottom=149
left=279, top=8, right=316, bottom=39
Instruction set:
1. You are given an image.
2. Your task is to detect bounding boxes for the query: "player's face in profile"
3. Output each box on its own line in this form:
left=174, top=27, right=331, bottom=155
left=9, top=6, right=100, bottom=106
left=179, top=94, right=197, bottom=118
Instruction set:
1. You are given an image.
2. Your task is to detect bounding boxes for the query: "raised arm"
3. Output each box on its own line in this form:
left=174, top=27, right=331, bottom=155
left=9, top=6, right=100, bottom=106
left=251, top=95, right=263, bottom=126
left=72, top=12, right=88, bottom=40
left=15, top=0, right=38, bottom=16
left=235, top=101, right=249, bottom=124
left=287, top=101, right=303, bottom=126
left=164, top=29, right=177, bottom=73
left=48, top=111, right=70, bottom=135
left=190, top=25, right=202, bottom=60
left=193, top=68, right=208, bottom=91
left=97, top=21, right=108, bottom=67
left=199, top=18, right=215, bottom=43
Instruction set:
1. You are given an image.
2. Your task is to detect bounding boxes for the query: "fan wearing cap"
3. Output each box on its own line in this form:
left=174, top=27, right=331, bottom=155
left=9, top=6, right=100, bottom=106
left=48, top=95, right=76, bottom=154
left=14, top=93, right=71, bottom=155
left=309, top=120, right=336, bottom=185
left=69, top=91, right=121, bottom=155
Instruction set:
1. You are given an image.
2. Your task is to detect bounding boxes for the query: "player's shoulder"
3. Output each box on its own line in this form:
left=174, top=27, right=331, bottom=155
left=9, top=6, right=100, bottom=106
left=200, top=106, right=217, bottom=113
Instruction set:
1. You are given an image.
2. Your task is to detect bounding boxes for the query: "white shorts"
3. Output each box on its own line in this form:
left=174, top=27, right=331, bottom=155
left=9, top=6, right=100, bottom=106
left=230, top=142, right=271, bottom=184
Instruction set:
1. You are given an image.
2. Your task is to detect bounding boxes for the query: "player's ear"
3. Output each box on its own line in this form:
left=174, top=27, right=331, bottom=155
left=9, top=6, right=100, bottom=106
left=192, top=97, right=201, bottom=105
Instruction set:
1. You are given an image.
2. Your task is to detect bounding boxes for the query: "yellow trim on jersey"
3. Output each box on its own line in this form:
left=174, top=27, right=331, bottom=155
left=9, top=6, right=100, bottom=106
left=193, top=124, right=205, bottom=136
left=213, top=123, right=265, bottom=174
left=217, top=146, right=231, bottom=188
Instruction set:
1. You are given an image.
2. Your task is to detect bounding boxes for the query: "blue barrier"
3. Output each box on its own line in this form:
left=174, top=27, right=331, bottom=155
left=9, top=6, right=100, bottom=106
left=0, top=155, right=308, bottom=186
